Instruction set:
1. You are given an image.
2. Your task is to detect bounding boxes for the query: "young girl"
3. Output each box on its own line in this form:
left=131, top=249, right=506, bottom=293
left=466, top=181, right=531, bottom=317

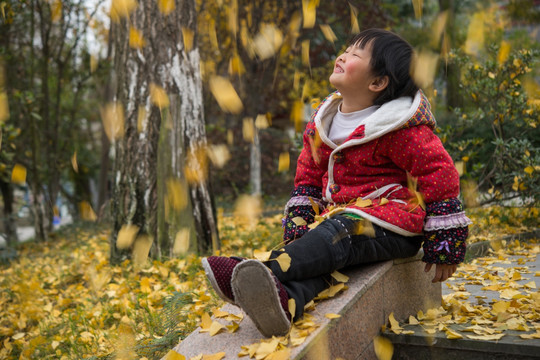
left=202, top=28, right=471, bottom=338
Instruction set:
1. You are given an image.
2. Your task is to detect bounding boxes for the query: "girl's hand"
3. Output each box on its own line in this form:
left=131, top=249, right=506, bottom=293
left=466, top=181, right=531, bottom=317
left=424, top=263, right=457, bottom=283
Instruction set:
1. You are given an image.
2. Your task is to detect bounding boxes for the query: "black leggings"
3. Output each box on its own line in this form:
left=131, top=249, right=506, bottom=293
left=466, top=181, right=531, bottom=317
left=266, top=215, right=423, bottom=319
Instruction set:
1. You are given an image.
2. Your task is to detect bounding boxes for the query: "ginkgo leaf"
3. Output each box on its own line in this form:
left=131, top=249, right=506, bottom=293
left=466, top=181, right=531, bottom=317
left=129, top=27, right=146, bottom=49
left=411, top=0, right=423, bottom=19
left=202, top=352, right=226, bottom=360
left=466, top=333, right=505, bottom=341
left=411, top=50, right=438, bottom=88
left=158, top=0, right=175, bottom=15
left=325, top=313, right=341, bottom=319
left=209, top=76, right=243, bottom=114
left=253, top=249, right=272, bottom=262
left=253, top=24, right=283, bottom=60
left=302, top=0, right=317, bottom=28
left=278, top=152, right=290, bottom=172
left=330, top=270, right=349, bottom=283
left=71, top=151, right=78, bottom=173
left=182, top=27, right=194, bottom=52
left=379, top=198, right=389, bottom=206
left=207, top=144, right=231, bottom=168
left=464, top=11, right=485, bottom=56
left=445, top=328, right=463, bottom=339
left=255, top=338, right=280, bottom=358
left=291, top=99, right=304, bottom=132
left=208, top=321, right=225, bottom=336
left=408, top=315, right=419, bottom=325
left=276, top=253, right=291, bottom=272
left=200, top=313, right=212, bottom=330
left=167, top=178, right=188, bottom=210
left=288, top=298, right=296, bottom=320
left=291, top=217, right=307, bottom=226
left=50, top=0, right=62, bottom=22
left=164, top=350, right=186, bottom=360
left=149, top=83, right=170, bottom=108
left=132, top=235, right=153, bottom=267
left=308, top=197, right=320, bottom=215
left=173, top=228, right=190, bottom=255
left=388, top=313, right=403, bottom=334
left=226, top=321, right=239, bottom=333
left=319, top=24, right=337, bottom=43
left=355, top=198, right=372, bottom=208
left=373, top=336, right=393, bottom=360
left=110, top=0, right=138, bottom=22
left=11, top=164, right=26, bottom=184
left=116, top=224, right=139, bottom=249
left=265, top=349, right=291, bottom=360
left=0, top=91, right=9, bottom=124
left=349, top=4, right=360, bottom=33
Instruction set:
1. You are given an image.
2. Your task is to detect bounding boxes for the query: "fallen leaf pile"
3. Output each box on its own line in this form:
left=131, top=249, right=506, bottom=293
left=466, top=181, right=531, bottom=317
left=386, top=238, right=540, bottom=341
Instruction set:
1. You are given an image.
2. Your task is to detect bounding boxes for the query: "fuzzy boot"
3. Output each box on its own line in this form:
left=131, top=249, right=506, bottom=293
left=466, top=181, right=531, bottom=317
left=231, top=259, right=291, bottom=337
left=202, top=256, right=243, bottom=304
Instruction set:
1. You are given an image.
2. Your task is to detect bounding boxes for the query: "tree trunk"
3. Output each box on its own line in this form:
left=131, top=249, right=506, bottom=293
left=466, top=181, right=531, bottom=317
left=0, top=180, right=18, bottom=247
left=250, top=128, right=262, bottom=196
left=109, top=0, right=218, bottom=263
left=439, top=0, right=462, bottom=109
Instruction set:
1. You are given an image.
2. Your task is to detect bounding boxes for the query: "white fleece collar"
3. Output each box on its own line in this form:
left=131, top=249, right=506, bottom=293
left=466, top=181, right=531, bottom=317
left=315, top=91, right=423, bottom=149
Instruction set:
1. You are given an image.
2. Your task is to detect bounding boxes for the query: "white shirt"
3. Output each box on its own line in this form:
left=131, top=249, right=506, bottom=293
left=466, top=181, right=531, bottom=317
left=328, top=105, right=379, bottom=144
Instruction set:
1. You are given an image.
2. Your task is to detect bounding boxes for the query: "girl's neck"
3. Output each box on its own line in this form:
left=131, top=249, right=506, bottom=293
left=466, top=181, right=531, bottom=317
left=340, top=98, right=375, bottom=113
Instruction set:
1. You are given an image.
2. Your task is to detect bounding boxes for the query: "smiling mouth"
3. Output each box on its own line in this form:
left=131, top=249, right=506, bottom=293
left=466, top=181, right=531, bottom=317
left=334, top=65, right=344, bottom=73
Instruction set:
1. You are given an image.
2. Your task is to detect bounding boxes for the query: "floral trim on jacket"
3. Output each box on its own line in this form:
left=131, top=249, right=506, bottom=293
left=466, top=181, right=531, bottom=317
left=422, top=198, right=472, bottom=264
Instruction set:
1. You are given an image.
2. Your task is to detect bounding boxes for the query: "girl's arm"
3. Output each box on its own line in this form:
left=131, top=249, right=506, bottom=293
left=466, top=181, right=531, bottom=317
left=385, top=125, right=471, bottom=265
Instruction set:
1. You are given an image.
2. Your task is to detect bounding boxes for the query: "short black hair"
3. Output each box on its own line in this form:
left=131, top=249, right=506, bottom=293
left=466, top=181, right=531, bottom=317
left=348, top=29, right=418, bottom=106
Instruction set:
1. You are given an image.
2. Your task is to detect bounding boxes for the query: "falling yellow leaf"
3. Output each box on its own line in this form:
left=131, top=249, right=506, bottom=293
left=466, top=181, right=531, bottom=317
left=129, top=27, right=146, bottom=49
left=278, top=152, right=290, bottom=172
left=253, top=23, right=283, bottom=60
left=276, top=252, right=291, bottom=272
left=51, top=0, right=62, bottom=22
left=132, top=235, right=153, bottom=267
left=319, top=24, right=337, bottom=43
left=207, top=144, right=230, bottom=168
left=149, top=83, right=170, bottom=108
left=173, top=228, right=190, bottom=255
left=411, top=0, right=423, bottom=19
left=464, top=11, right=485, bottom=56
left=182, top=27, right=194, bottom=52
left=110, top=0, right=138, bottom=22
left=301, top=40, right=310, bottom=67
left=158, top=0, right=175, bottom=15
left=164, top=350, right=186, bottom=360
left=233, top=194, right=261, bottom=229
left=255, top=113, right=270, bottom=129
left=455, top=161, right=465, bottom=176
left=349, top=4, right=360, bottom=33
left=79, top=201, right=97, bottom=221
left=116, top=224, right=139, bottom=249
left=101, top=102, right=125, bottom=142
left=0, top=91, right=9, bottom=124
left=411, top=50, right=439, bottom=88
left=140, top=276, right=152, bottom=293
left=308, top=197, right=320, bottom=215
left=373, top=336, right=393, bottom=360
left=71, top=151, right=78, bottom=173
left=166, top=178, right=187, bottom=210
left=291, top=99, right=304, bottom=132
left=302, top=0, right=317, bottom=28
left=229, top=54, right=246, bottom=76
left=497, top=40, right=511, bottom=65
left=330, top=270, right=349, bottom=283
left=209, top=76, right=243, bottom=114
left=11, top=164, right=26, bottom=184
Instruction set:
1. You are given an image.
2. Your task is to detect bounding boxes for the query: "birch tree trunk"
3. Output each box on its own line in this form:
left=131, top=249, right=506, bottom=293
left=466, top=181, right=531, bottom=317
left=109, top=0, right=218, bottom=263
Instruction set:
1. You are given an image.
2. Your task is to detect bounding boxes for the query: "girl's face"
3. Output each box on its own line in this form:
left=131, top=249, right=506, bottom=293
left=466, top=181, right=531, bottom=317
left=329, top=42, right=377, bottom=96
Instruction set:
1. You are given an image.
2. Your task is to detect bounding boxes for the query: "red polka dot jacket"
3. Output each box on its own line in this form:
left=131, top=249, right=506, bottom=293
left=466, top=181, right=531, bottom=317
left=283, top=91, right=472, bottom=264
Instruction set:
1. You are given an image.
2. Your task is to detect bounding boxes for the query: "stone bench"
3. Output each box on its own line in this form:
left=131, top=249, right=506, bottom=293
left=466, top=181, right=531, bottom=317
left=167, top=253, right=441, bottom=359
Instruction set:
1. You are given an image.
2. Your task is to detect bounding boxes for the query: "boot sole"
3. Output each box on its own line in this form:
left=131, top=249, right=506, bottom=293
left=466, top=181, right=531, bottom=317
left=232, top=259, right=290, bottom=337
left=201, top=257, right=236, bottom=304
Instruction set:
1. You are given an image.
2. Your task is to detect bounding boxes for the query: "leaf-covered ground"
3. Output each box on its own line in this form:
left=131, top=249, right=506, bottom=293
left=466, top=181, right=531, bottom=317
left=0, top=205, right=537, bottom=359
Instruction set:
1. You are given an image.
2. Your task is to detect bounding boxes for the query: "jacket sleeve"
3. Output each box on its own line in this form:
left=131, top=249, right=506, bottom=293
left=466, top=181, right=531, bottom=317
left=282, top=122, right=327, bottom=244
left=385, top=125, right=471, bottom=264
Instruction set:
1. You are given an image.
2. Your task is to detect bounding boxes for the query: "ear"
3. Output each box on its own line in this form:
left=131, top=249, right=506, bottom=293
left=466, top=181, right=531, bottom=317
left=368, top=76, right=389, bottom=93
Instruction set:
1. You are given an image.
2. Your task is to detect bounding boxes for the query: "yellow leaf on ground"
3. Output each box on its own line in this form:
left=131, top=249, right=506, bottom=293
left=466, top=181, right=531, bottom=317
left=373, top=336, right=393, bottom=360
left=202, top=352, right=226, bottom=360
left=255, top=338, right=279, bottom=358
left=500, top=289, right=521, bottom=300
left=226, top=321, right=239, bottom=333
left=164, top=351, right=185, bottom=360
left=276, top=253, right=291, bottom=272
left=388, top=313, right=403, bottom=334
left=208, top=321, right=225, bottom=336
left=408, top=315, right=419, bottom=325
left=520, top=332, right=540, bottom=339
left=325, top=313, right=341, bottom=319
left=265, top=349, right=291, bottom=360
left=330, top=271, right=349, bottom=283
left=445, top=328, right=463, bottom=339
left=200, top=313, right=212, bottom=330
left=466, top=333, right=505, bottom=341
